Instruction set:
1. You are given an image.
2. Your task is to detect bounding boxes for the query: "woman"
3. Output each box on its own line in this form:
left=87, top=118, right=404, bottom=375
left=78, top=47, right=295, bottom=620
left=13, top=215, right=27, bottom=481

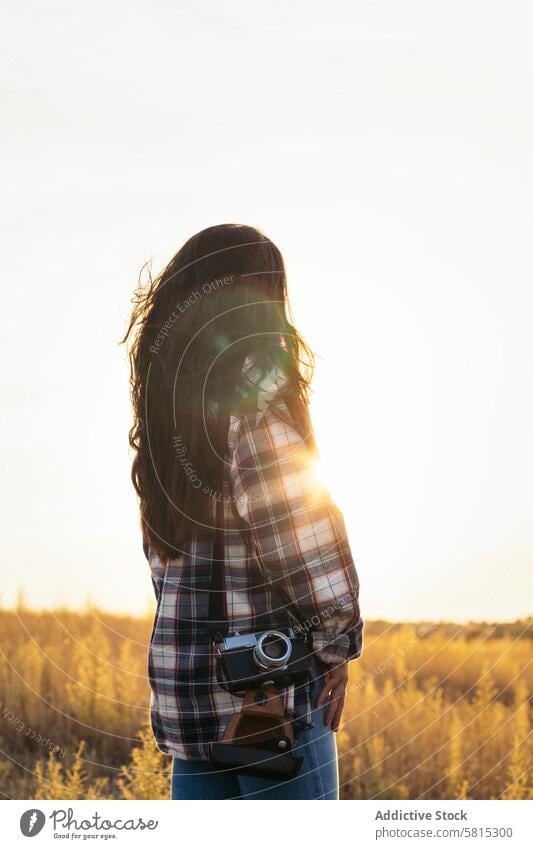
left=123, top=223, right=363, bottom=799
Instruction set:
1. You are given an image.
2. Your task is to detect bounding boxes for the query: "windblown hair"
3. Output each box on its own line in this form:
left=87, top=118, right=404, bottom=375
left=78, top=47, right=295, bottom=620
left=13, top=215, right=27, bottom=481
left=121, top=223, right=315, bottom=562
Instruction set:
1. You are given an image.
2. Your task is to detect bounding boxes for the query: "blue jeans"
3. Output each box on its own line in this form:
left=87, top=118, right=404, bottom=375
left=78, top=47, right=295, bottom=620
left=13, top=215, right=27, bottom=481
left=171, top=662, right=339, bottom=800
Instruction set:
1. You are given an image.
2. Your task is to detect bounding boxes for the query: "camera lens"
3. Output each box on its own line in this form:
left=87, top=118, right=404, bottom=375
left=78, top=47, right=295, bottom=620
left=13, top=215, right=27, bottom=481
left=253, top=631, right=292, bottom=669
left=262, top=635, right=286, bottom=659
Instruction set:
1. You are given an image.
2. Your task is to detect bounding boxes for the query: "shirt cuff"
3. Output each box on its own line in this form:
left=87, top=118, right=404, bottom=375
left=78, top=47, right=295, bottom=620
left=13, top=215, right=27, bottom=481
left=311, top=620, right=364, bottom=666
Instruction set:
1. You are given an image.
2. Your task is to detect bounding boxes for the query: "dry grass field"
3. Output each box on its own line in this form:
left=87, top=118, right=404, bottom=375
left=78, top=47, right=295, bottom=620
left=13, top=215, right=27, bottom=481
left=0, top=605, right=530, bottom=800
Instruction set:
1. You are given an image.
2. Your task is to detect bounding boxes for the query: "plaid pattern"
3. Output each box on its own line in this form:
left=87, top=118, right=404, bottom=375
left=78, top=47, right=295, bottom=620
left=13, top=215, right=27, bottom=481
left=144, top=359, right=363, bottom=761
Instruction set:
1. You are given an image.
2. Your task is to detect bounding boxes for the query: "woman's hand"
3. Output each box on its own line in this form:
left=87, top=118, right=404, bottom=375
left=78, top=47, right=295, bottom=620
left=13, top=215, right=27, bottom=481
left=315, top=661, right=349, bottom=732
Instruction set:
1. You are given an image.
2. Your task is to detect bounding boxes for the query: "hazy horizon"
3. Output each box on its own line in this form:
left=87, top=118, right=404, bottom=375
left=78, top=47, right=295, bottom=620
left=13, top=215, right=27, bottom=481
left=3, top=593, right=531, bottom=628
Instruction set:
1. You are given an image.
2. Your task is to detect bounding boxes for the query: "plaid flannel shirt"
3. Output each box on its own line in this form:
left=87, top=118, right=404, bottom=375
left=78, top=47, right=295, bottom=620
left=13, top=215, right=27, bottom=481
left=144, top=356, right=363, bottom=761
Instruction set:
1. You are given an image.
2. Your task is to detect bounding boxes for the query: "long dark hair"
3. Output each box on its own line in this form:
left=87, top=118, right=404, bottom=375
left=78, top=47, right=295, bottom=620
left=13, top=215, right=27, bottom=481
left=122, top=223, right=315, bottom=562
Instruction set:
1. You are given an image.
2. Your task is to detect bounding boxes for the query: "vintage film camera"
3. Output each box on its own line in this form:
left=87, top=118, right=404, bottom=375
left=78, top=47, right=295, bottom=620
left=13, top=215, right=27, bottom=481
left=215, top=627, right=311, bottom=694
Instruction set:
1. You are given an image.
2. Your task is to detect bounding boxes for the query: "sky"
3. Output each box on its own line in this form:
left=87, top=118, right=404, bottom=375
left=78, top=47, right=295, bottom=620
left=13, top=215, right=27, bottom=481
left=1, top=0, right=532, bottom=622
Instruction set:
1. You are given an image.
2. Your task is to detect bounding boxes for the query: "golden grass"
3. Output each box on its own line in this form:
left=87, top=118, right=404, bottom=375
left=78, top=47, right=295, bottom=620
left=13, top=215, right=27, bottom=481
left=0, top=607, right=530, bottom=799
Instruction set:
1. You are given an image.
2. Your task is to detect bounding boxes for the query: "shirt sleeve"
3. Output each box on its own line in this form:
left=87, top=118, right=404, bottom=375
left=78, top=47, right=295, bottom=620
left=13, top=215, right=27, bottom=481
left=229, top=405, right=364, bottom=666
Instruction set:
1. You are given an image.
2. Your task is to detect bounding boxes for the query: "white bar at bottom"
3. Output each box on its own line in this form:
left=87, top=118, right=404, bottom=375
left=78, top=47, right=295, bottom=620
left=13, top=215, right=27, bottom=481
left=4, top=799, right=531, bottom=848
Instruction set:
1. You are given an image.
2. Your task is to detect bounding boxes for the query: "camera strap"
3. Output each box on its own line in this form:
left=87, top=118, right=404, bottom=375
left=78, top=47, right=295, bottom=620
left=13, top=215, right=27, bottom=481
left=208, top=485, right=228, bottom=641
left=208, top=409, right=230, bottom=642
